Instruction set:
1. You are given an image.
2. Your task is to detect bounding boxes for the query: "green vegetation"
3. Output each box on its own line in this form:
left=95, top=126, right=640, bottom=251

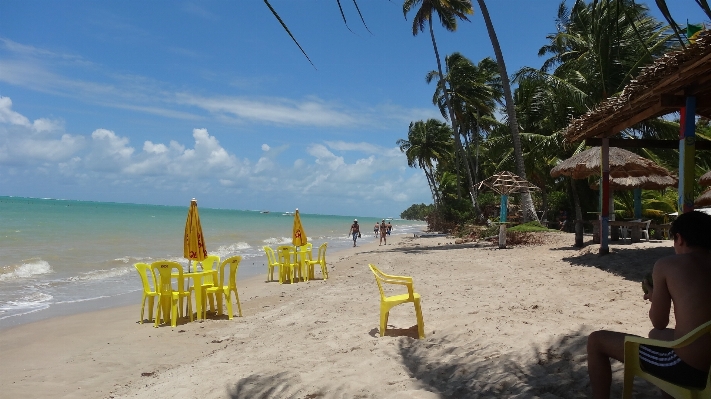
left=396, top=0, right=711, bottom=233
left=508, top=221, right=555, bottom=233
left=400, top=203, right=433, bottom=221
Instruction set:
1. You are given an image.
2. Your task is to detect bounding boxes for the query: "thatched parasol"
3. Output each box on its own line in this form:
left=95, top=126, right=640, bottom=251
left=695, top=187, right=711, bottom=208
left=590, top=174, right=677, bottom=191
left=700, top=170, right=711, bottom=187
left=477, top=170, right=539, bottom=195
left=550, top=147, right=670, bottom=179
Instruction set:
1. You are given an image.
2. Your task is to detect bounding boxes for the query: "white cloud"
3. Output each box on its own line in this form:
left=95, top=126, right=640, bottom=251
left=0, top=96, right=432, bottom=214
left=175, top=94, right=357, bottom=127
left=0, top=97, right=31, bottom=126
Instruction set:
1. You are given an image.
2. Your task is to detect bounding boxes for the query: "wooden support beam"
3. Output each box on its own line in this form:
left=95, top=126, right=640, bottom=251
left=660, top=94, right=709, bottom=108
left=585, top=138, right=711, bottom=150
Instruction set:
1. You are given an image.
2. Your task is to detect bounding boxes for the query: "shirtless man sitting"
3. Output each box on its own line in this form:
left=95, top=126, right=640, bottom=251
left=587, top=210, right=711, bottom=398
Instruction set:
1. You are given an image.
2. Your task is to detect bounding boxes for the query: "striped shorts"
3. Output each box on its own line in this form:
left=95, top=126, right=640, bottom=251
left=639, top=345, right=708, bottom=389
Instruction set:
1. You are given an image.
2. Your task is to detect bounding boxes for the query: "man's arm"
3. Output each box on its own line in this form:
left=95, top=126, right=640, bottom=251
left=649, top=259, right=672, bottom=329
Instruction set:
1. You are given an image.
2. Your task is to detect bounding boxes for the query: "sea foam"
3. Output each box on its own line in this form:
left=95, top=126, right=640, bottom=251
left=0, top=261, right=53, bottom=281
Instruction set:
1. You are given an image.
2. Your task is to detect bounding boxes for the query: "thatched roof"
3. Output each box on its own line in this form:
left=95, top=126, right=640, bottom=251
left=477, top=171, right=539, bottom=195
left=550, top=147, right=671, bottom=179
left=564, top=31, right=711, bottom=143
left=695, top=187, right=711, bottom=207
left=590, top=174, right=677, bottom=190
left=700, top=170, right=711, bottom=186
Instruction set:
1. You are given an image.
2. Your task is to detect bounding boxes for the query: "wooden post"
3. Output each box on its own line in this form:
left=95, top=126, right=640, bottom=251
left=634, top=188, right=642, bottom=219
left=574, top=220, right=584, bottom=247
left=499, top=194, right=508, bottom=223
left=600, top=140, right=610, bottom=255
left=498, top=223, right=506, bottom=249
left=678, top=97, right=696, bottom=213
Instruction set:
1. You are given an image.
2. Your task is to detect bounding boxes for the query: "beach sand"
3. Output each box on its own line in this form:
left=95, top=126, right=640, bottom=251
left=0, top=233, right=673, bottom=398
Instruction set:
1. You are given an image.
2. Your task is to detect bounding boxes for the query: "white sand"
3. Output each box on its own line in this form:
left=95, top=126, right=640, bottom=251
left=0, top=233, right=673, bottom=398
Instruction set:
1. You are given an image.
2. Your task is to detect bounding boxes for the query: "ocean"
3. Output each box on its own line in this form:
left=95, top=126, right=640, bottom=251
left=0, top=196, right=425, bottom=329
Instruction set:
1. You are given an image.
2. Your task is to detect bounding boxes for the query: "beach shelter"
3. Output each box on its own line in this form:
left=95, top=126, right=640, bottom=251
left=551, top=147, right=672, bottom=246
left=477, top=171, right=539, bottom=248
left=590, top=175, right=678, bottom=219
left=184, top=198, right=208, bottom=272
left=696, top=188, right=711, bottom=208
left=700, top=170, right=711, bottom=186
left=292, top=208, right=307, bottom=246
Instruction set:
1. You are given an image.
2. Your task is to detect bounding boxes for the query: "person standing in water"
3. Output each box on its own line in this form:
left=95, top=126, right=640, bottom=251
left=374, top=221, right=380, bottom=238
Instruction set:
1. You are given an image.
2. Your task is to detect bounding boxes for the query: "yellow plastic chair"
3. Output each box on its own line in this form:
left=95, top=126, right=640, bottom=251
left=368, top=264, right=425, bottom=339
left=296, top=243, right=313, bottom=282
left=189, top=255, right=219, bottom=315
left=305, top=242, right=328, bottom=280
left=623, top=320, right=711, bottom=398
left=205, top=256, right=243, bottom=319
left=277, top=246, right=299, bottom=283
left=151, top=261, right=193, bottom=328
left=134, top=262, right=158, bottom=324
left=263, top=246, right=282, bottom=282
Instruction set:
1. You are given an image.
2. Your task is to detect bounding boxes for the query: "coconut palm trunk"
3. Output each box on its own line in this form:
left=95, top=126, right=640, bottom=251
left=474, top=0, right=537, bottom=222
left=427, top=20, right=478, bottom=209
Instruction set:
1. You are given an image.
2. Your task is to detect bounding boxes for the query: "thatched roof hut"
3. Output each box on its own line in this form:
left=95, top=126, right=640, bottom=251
left=550, top=147, right=670, bottom=179
left=695, top=187, right=711, bottom=207
left=590, top=174, right=677, bottom=191
left=563, top=31, right=711, bottom=143
left=700, top=170, right=711, bottom=186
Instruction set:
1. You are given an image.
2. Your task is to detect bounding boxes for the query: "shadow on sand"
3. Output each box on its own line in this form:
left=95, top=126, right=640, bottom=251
left=396, top=329, right=659, bottom=398
left=561, top=245, right=673, bottom=283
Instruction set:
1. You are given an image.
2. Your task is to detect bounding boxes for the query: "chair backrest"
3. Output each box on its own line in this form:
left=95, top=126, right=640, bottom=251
left=277, top=246, right=295, bottom=265
left=368, top=264, right=387, bottom=301
left=263, top=246, right=278, bottom=265
left=200, top=255, right=220, bottom=284
left=219, top=255, right=242, bottom=289
left=134, top=262, right=156, bottom=293
left=317, top=242, right=328, bottom=264
left=150, top=261, right=184, bottom=295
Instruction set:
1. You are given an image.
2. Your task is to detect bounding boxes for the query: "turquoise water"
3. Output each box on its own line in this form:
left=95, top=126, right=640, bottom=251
left=0, top=196, right=425, bottom=327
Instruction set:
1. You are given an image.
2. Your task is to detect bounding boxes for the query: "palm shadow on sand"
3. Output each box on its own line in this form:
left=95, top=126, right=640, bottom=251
left=395, top=329, right=660, bottom=398
left=561, top=245, right=673, bottom=283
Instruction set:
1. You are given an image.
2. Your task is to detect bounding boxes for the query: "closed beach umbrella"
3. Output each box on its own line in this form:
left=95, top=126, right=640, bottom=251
left=184, top=198, right=208, bottom=271
left=700, top=170, right=711, bottom=187
left=292, top=208, right=307, bottom=246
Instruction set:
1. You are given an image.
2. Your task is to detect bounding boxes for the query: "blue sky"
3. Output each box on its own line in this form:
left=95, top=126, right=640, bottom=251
left=0, top=1, right=705, bottom=217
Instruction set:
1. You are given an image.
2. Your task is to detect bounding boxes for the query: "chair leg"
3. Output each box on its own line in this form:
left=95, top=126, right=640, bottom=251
left=414, top=299, right=425, bottom=339
left=322, top=263, right=328, bottom=280
left=140, top=295, right=146, bottom=324
left=171, top=297, right=179, bottom=328
left=232, top=288, right=242, bottom=317
left=154, top=297, right=162, bottom=328
left=147, top=296, right=154, bottom=322
left=224, top=291, right=233, bottom=320
left=380, top=309, right=389, bottom=337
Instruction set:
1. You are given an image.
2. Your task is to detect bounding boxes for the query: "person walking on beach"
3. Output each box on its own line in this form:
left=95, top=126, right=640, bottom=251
left=586, top=211, right=711, bottom=398
left=349, top=219, right=360, bottom=247
left=387, top=221, right=392, bottom=236
left=374, top=221, right=380, bottom=238
left=379, top=219, right=388, bottom=245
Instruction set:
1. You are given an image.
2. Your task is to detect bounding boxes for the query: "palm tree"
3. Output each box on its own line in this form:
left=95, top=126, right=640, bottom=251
left=403, top=0, right=476, bottom=207
left=397, top=119, right=454, bottom=206
left=426, top=54, right=503, bottom=211
left=470, top=0, right=538, bottom=222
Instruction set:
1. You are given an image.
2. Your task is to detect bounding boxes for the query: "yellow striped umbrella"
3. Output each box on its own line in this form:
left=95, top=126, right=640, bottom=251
left=184, top=198, right=207, bottom=271
left=292, top=208, right=307, bottom=246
